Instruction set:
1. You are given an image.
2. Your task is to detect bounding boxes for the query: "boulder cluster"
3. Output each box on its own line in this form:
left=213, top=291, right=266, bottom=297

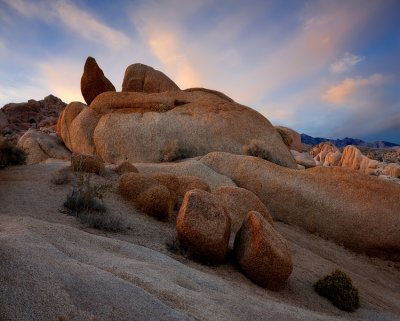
left=113, top=159, right=292, bottom=289
left=57, top=57, right=296, bottom=168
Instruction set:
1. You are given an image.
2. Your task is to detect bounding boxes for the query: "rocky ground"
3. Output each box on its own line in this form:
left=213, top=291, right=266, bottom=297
left=0, top=160, right=399, bottom=321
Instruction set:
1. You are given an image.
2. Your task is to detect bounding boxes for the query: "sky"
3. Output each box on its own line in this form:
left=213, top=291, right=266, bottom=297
left=0, top=0, right=399, bottom=143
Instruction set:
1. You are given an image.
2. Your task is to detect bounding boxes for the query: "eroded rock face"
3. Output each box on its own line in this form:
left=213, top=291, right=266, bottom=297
left=81, top=57, right=116, bottom=105
left=212, top=186, right=274, bottom=233
left=122, top=63, right=180, bottom=93
left=339, top=145, right=380, bottom=175
left=176, top=189, right=231, bottom=264
left=200, top=152, right=400, bottom=260
left=17, top=129, right=71, bottom=164
left=2, top=95, right=66, bottom=134
left=234, top=211, right=293, bottom=290
left=58, top=89, right=297, bottom=167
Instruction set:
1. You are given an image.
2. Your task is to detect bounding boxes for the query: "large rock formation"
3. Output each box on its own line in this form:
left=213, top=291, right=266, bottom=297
left=17, top=129, right=71, bottom=164
left=122, top=63, right=180, bottom=93
left=1, top=95, right=66, bottom=134
left=81, top=57, right=116, bottom=105
left=200, top=152, right=400, bottom=260
left=234, top=211, right=293, bottom=290
left=58, top=91, right=296, bottom=167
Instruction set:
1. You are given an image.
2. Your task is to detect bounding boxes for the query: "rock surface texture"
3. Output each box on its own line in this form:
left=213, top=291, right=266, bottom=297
left=176, top=189, right=231, bottom=264
left=80, top=57, right=116, bottom=105
left=234, top=211, right=293, bottom=290
left=58, top=61, right=297, bottom=168
left=201, top=152, right=400, bottom=260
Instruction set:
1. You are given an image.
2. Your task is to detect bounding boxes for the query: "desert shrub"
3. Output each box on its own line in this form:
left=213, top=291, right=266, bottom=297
left=243, top=139, right=273, bottom=161
left=51, top=166, right=75, bottom=185
left=63, top=173, right=123, bottom=232
left=0, top=137, right=26, bottom=168
left=161, top=140, right=190, bottom=162
left=314, top=269, right=359, bottom=312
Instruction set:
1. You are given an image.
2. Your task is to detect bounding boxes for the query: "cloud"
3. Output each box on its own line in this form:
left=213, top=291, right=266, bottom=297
left=3, top=0, right=130, bottom=49
left=330, top=52, right=364, bottom=73
left=36, top=58, right=83, bottom=103
left=323, top=74, right=390, bottom=105
left=55, top=2, right=130, bottom=49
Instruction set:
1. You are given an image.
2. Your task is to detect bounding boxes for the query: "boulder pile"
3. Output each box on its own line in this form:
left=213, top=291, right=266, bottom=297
left=57, top=57, right=297, bottom=168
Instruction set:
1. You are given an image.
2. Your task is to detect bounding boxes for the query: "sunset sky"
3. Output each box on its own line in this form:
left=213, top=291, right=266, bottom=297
left=0, top=0, right=399, bottom=143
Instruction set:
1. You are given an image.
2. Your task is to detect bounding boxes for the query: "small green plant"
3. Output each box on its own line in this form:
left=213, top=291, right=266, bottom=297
left=314, top=269, right=359, bottom=312
left=161, top=140, right=189, bottom=162
left=63, top=173, right=123, bottom=232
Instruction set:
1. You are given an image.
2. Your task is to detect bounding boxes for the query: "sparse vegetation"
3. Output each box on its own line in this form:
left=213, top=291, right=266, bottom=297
left=166, top=236, right=188, bottom=256
left=63, top=173, right=123, bottom=232
left=314, top=269, right=360, bottom=312
left=0, top=136, right=26, bottom=167
left=243, top=139, right=273, bottom=161
left=161, top=139, right=189, bottom=162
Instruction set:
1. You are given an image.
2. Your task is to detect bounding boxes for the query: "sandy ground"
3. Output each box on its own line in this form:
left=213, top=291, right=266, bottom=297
left=0, top=161, right=399, bottom=321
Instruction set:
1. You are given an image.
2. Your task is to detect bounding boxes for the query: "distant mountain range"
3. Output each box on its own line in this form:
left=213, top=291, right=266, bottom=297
left=301, top=134, right=400, bottom=148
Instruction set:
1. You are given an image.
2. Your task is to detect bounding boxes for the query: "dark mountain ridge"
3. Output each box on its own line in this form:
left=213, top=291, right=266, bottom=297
left=301, top=133, right=399, bottom=148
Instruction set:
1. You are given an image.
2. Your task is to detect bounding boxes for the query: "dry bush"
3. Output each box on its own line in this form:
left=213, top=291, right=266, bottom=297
left=63, top=173, right=124, bottom=232
left=161, top=140, right=190, bottom=162
left=314, top=270, right=359, bottom=312
left=0, top=136, right=26, bottom=168
left=243, top=139, right=287, bottom=167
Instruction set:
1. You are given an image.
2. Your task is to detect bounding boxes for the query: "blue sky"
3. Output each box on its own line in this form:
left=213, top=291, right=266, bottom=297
left=0, top=0, right=399, bottom=143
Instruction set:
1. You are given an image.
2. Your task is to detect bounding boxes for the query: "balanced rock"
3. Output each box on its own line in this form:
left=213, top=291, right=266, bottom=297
left=275, top=126, right=304, bottom=152
left=176, top=189, right=231, bottom=264
left=201, top=152, right=400, bottom=260
left=17, top=129, right=71, bottom=164
left=339, top=145, right=380, bottom=175
left=234, top=211, right=293, bottom=290
left=212, top=186, right=273, bottom=233
left=71, top=153, right=105, bottom=175
left=80, top=57, right=116, bottom=105
left=122, top=63, right=180, bottom=93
